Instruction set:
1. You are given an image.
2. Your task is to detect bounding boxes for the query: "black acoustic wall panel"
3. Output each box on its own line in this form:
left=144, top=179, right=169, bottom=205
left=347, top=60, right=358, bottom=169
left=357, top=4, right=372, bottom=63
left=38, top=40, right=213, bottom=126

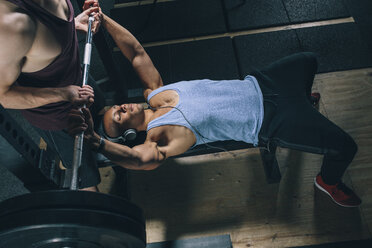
left=168, top=38, right=240, bottom=82
left=343, top=0, right=372, bottom=52
left=115, top=0, right=138, bottom=3
left=283, top=0, right=350, bottom=23
left=223, top=0, right=290, bottom=31
left=113, top=37, right=240, bottom=95
left=296, top=23, right=372, bottom=72
left=111, top=0, right=227, bottom=43
left=233, top=30, right=302, bottom=77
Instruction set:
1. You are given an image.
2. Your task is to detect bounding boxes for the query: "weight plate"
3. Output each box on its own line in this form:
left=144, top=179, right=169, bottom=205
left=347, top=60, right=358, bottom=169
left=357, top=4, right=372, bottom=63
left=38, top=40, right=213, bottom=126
left=0, top=190, right=145, bottom=226
left=0, top=208, right=145, bottom=248
left=0, top=191, right=146, bottom=248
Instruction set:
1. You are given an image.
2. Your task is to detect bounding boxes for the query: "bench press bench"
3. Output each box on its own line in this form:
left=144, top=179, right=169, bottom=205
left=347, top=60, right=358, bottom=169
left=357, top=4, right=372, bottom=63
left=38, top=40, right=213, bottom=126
left=97, top=137, right=281, bottom=184
left=175, top=141, right=280, bottom=184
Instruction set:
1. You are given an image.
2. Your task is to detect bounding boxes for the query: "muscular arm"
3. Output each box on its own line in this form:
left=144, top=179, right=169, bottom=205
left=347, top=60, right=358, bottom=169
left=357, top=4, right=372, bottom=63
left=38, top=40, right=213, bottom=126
left=0, top=11, right=92, bottom=109
left=102, top=14, right=163, bottom=99
left=89, top=133, right=166, bottom=170
left=0, top=13, right=59, bottom=108
left=90, top=132, right=193, bottom=170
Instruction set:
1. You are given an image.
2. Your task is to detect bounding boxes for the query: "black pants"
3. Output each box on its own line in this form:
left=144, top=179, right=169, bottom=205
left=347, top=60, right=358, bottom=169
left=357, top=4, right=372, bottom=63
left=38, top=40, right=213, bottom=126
left=253, top=52, right=357, bottom=185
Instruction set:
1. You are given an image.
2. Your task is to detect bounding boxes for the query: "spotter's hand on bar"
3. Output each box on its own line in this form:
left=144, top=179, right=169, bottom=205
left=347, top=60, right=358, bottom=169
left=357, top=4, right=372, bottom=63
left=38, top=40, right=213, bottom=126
left=68, top=107, right=95, bottom=138
left=62, top=85, right=94, bottom=107
left=75, top=1, right=102, bottom=34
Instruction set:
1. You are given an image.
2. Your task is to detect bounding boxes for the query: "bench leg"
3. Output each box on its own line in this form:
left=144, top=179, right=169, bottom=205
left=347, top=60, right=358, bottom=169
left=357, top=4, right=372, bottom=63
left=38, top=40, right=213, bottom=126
left=259, top=144, right=281, bottom=184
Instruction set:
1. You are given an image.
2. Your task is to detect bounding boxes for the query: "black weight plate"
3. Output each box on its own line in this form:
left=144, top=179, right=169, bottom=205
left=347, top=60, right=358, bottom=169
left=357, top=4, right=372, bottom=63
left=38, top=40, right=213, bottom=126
left=0, top=207, right=146, bottom=248
left=0, top=190, right=145, bottom=227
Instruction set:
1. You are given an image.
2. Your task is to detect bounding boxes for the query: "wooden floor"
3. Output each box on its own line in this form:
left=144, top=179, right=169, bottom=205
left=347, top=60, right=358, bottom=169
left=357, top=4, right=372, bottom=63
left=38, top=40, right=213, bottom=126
left=99, top=68, right=372, bottom=247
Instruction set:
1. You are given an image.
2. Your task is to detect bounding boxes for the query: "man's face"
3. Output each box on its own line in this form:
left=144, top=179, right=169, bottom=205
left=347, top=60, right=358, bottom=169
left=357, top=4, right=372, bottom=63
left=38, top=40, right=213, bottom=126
left=103, top=103, right=145, bottom=137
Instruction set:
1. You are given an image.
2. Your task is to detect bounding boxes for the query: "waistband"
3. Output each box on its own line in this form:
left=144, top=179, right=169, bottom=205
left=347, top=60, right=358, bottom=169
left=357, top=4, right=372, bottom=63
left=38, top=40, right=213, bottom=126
left=255, top=72, right=278, bottom=144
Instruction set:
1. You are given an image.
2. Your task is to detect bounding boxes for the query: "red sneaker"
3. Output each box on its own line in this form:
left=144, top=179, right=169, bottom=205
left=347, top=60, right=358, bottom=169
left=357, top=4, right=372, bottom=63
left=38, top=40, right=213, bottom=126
left=310, top=92, right=321, bottom=107
left=314, top=174, right=361, bottom=207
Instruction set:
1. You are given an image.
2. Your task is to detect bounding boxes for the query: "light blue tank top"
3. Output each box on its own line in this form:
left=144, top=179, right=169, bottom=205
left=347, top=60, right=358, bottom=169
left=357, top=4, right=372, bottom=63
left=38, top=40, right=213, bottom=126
left=147, top=76, right=264, bottom=147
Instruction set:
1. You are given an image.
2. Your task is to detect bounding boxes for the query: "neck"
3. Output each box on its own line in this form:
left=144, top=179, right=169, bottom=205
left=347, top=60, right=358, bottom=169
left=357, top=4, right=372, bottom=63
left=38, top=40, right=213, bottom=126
left=136, top=108, right=155, bottom=132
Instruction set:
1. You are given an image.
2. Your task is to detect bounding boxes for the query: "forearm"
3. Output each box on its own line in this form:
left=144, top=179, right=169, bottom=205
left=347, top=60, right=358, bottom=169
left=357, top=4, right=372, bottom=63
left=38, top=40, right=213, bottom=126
left=0, top=85, right=66, bottom=109
left=101, top=14, right=163, bottom=95
left=102, top=14, right=144, bottom=62
left=88, top=133, right=143, bottom=170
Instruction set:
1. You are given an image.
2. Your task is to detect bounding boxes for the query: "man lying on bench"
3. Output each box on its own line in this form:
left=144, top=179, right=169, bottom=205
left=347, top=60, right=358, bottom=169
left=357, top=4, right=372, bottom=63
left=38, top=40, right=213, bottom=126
left=68, top=13, right=361, bottom=208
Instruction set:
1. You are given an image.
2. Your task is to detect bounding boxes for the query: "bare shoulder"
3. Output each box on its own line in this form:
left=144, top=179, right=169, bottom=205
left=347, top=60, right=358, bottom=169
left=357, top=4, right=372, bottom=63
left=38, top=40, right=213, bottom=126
left=0, top=1, right=36, bottom=55
left=0, top=2, right=36, bottom=90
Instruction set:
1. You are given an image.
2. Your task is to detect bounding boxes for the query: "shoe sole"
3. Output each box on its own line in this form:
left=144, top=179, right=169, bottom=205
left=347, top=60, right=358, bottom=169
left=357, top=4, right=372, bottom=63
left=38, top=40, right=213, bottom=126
left=314, top=178, right=359, bottom=208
